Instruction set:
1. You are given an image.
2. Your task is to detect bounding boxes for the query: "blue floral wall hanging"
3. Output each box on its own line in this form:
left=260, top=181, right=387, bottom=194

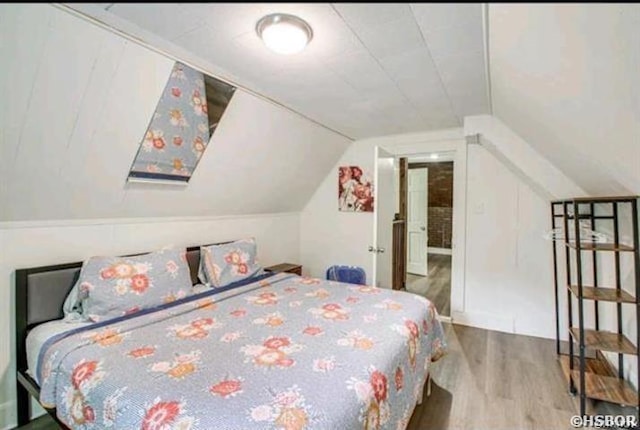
left=128, top=62, right=235, bottom=183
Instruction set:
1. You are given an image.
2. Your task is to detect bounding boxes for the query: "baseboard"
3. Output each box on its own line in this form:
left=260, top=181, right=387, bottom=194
left=451, top=310, right=514, bottom=334
left=451, top=310, right=558, bottom=340
left=0, top=211, right=300, bottom=230
left=427, top=247, right=452, bottom=255
left=437, top=315, right=452, bottom=323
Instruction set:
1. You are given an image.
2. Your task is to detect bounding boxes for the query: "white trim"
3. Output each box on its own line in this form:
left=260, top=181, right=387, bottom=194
left=125, top=177, right=189, bottom=187
left=361, top=128, right=464, bottom=147
left=437, top=315, right=452, bottom=324
left=427, top=247, right=452, bottom=255
left=464, top=115, right=585, bottom=199
left=374, top=137, right=467, bottom=315
left=372, top=147, right=395, bottom=287
left=482, top=3, right=493, bottom=114
left=0, top=212, right=300, bottom=230
left=451, top=310, right=515, bottom=334
left=408, top=153, right=456, bottom=163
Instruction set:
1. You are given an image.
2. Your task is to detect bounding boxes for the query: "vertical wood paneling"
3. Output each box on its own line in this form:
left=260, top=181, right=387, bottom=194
left=399, top=157, right=408, bottom=220
left=399, top=157, right=408, bottom=282
left=66, top=41, right=173, bottom=219
left=57, top=34, right=128, bottom=197
left=7, top=8, right=109, bottom=218
left=0, top=4, right=349, bottom=221
left=0, top=5, right=53, bottom=219
left=393, top=219, right=406, bottom=289
left=0, top=5, right=52, bottom=159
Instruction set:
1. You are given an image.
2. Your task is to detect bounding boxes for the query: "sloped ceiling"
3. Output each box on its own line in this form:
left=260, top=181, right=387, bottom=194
left=0, top=4, right=350, bottom=221
left=77, top=3, right=490, bottom=139
left=489, top=4, right=640, bottom=196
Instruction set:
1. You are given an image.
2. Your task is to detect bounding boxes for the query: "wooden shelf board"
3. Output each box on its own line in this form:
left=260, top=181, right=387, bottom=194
left=568, top=285, right=636, bottom=303
left=570, top=196, right=638, bottom=203
left=553, top=214, right=593, bottom=219
left=566, top=242, right=635, bottom=252
left=569, top=328, right=637, bottom=355
left=558, top=342, right=598, bottom=358
left=558, top=356, right=638, bottom=406
left=559, top=354, right=613, bottom=378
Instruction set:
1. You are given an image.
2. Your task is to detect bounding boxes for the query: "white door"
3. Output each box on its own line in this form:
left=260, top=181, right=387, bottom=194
left=407, top=168, right=428, bottom=276
left=372, top=147, right=395, bottom=288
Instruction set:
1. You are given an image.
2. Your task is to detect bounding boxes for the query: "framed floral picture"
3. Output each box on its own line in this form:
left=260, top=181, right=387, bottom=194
left=338, top=166, right=374, bottom=212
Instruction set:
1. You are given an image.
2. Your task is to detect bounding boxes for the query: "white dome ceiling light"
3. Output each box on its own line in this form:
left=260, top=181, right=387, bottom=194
left=256, top=13, right=313, bottom=55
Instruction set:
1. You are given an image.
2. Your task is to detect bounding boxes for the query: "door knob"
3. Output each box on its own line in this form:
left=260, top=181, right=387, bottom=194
left=378, top=247, right=385, bottom=253
left=420, top=226, right=426, bottom=231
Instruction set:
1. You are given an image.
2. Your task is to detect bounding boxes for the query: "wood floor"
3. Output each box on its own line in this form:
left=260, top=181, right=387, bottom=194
left=14, top=415, right=57, bottom=430
left=18, top=324, right=635, bottom=430
left=408, top=323, right=636, bottom=430
left=407, top=253, right=451, bottom=316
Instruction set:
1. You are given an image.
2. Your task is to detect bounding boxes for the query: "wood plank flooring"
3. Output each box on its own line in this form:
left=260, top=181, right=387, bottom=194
left=408, top=324, right=636, bottom=430
left=407, top=253, right=451, bottom=316
left=17, top=324, right=636, bottom=430
left=13, top=415, right=57, bottom=430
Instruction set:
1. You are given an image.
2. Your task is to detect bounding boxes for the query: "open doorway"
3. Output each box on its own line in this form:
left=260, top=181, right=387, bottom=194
left=372, top=137, right=466, bottom=323
left=405, top=153, right=453, bottom=317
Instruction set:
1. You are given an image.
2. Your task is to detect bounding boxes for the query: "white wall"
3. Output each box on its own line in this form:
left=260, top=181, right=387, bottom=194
left=0, top=212, right=300, bottom=429
left=300, top=128, right=464, bottom=282
left=464, top=115, right=586, bottom=199
left=488, top=4, right=640, bottom=196
left=300, top=128, right=556, bottom=340
left=459, top=144, right=554, bottom=338
left=0, top=4, right=350, bottom=221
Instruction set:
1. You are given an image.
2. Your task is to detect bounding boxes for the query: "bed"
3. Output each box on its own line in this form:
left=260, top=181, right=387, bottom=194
left=16, top=244, right=446, bottom=429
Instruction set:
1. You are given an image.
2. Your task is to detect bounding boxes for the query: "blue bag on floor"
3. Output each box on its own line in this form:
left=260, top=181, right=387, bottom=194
left=325, top=265, right=366, bottom=285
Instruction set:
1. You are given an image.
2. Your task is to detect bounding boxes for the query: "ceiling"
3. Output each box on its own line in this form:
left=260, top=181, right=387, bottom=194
left=489, top=4, right=639, bottom=196
left=100, top=3, right=490, bottom=139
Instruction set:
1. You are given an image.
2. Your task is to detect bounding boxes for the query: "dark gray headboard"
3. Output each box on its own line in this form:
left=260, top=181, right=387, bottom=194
left=14, top=244, right=216, bottom=375
left=21, top=266, right=82, bottom=327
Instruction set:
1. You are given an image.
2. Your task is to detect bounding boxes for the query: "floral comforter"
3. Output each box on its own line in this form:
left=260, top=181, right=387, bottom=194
left=38, top=273, right=446, bottom=430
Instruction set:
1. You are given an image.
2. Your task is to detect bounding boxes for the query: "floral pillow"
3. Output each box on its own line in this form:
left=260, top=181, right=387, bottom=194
left=74, top=248, right=193, bottom=322
left=199, top=238, right=262, bottom=288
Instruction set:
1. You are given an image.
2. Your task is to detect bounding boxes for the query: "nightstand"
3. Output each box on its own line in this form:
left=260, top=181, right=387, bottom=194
left=264, top=263, right=302, bottom=275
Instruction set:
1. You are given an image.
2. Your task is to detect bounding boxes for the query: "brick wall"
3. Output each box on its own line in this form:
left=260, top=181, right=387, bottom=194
left=427, top=162, right=453, bottom=249
left=428, top=207, right=452, bottom=248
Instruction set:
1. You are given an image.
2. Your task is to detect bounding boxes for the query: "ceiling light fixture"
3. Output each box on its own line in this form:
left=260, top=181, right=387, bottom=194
left=430, top=153, right=439, bottom=160
left=256, top=13, right=313, bottom=55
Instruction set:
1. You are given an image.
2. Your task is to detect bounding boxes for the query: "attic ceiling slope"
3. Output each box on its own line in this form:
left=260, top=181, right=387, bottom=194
left=488, top=4, right=640, bottom=196
left=74, top=2, right=490, bottom=139
left=0, top=4, right=350, bottom=221
left=465, top=115, right=586, bottom=200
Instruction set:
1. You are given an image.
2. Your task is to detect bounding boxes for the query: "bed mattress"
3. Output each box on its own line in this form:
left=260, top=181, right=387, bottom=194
left=26, top=320, right=91, bottom=384
left=36, top=272, right=446, bottom=429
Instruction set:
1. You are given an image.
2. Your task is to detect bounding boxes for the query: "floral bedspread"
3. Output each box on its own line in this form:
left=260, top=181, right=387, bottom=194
left=38, top=273, right=446, bottom=430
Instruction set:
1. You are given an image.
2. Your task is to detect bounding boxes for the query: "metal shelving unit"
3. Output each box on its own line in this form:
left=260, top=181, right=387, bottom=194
left=551, top=196, right=640, bottom=418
